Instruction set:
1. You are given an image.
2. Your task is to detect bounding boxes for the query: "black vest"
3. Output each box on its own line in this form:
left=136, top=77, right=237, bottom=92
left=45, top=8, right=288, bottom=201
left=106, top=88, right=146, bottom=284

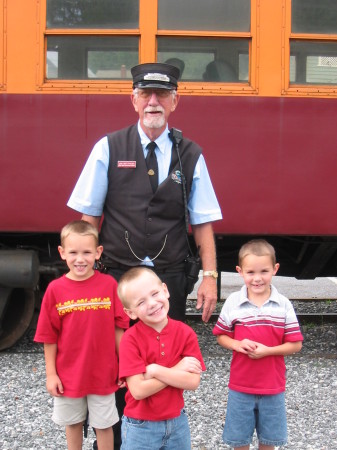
left=100, top=125, right=202, bottom=269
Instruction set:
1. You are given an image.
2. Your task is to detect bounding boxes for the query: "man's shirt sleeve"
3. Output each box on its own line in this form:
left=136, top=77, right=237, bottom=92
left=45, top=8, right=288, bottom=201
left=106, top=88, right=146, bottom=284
left=188, top=154, right=222, bottom=225
left=67, top=137, right=109, bottom=216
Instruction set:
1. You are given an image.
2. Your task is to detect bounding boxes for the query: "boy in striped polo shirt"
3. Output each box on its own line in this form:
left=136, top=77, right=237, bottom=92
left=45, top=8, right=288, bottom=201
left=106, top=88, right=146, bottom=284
left=213, top=239, right=303, bottom=450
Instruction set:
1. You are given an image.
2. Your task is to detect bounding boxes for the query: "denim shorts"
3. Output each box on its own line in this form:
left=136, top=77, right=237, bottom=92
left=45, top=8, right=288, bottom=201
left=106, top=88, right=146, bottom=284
left=223, top=389, right=288, bottom=447
left=121, top=409, right=191, bottom=450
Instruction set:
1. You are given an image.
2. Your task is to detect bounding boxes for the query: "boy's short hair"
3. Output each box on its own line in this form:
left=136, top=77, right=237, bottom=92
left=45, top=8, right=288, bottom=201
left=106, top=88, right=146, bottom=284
left=238, top=239, right=276, bottom=266
left=118, top=267, right=162, bottom=309
left=60, top=220, right=99, bottom=247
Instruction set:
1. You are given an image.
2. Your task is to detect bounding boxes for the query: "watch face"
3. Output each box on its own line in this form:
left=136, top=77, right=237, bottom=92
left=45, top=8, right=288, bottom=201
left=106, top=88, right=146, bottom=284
left=204, top=271, right=218, bottom=278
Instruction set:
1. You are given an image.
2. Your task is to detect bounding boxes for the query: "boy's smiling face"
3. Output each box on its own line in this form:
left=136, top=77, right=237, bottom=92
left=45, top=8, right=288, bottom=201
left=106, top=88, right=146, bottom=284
left=58, top=233, right=102, bottom=281
left=123, top=270, right=170, bottom=332
left=236, top=254, right=279, bottom=303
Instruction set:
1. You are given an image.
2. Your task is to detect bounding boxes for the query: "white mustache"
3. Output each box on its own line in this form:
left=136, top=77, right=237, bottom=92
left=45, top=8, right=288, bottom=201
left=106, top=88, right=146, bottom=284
left=144, top=106, right=164, bottom=114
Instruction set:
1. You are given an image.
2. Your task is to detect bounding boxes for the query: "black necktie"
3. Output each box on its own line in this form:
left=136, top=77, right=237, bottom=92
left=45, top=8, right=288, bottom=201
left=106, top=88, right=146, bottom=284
left=146, top=141, right=158, bottom=192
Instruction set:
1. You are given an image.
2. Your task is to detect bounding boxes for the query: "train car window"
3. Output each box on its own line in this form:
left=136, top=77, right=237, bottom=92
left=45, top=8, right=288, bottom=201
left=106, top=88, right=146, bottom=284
left=46, top=0, right=139, bottom=29
left=40, top=0, right=256, bottom=92
left=157, top=0, right=252, bottom=86
left=158, top=0, right=250, bottom=32
left=157, top=38, right=249, bottom=82
left=46, top=36, right=138, bottom=80
left=290, top=41, right=337, bottom=85
left=292, top=0, right=337, bottom=34
left=289, top=1, right=337, bottom=88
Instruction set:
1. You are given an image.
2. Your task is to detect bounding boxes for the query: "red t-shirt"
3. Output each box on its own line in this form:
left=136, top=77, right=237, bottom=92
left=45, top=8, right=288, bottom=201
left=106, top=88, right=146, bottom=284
left=119, top=318, right=206, bottom=421
left=34, top=271, right=129, bottom=397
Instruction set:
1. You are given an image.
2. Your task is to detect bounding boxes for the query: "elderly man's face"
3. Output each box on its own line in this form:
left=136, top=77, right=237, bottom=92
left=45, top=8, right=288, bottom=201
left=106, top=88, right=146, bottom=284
left=131, top=88, right=180, bottom=137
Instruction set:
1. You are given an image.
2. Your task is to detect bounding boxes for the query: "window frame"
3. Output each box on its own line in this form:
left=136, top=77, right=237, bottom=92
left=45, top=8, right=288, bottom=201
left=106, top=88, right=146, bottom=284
left=37, top=0, right=259, bottom=95
left=282, top=0, right=337, bottom=96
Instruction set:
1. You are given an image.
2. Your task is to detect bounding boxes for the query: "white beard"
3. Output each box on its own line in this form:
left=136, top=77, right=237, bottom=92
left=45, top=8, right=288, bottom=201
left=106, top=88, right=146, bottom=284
left=143, top=107, right=166, bottom=129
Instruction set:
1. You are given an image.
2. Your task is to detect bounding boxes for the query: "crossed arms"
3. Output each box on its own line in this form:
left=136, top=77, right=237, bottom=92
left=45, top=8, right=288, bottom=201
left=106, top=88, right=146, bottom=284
left=125, top=356, right=202, bottom=401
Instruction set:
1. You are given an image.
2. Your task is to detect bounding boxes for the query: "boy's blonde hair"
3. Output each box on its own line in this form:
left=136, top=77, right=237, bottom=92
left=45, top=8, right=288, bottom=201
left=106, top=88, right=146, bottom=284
left=60, top=220, right=99, bottom=247
left=238, top=239, right=276, bottom=267
left=118, top=266, right=162, bottom=308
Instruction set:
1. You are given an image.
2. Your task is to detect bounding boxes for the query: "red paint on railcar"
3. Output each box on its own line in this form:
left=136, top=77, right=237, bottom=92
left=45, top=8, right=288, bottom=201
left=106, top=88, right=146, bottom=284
left=1, top=94, right=337, bottom=235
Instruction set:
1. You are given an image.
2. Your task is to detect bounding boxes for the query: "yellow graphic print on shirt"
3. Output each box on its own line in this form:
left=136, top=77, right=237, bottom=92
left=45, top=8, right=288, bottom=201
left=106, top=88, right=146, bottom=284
left=56, top=297, right=111, bottom=316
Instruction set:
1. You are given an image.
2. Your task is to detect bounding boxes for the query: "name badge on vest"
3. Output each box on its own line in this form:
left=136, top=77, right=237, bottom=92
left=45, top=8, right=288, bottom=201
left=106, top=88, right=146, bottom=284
left=117, top=161, right=137, bottom=168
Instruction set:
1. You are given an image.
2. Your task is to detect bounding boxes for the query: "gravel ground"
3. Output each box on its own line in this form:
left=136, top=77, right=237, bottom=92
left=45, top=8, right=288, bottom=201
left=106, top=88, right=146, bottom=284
left=1, top=300, right=336, bottom=450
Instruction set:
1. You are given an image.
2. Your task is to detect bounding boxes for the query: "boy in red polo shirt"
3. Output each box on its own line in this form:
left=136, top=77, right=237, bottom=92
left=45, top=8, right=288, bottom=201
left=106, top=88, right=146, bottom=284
left=117, top=266, right=206, bottom=450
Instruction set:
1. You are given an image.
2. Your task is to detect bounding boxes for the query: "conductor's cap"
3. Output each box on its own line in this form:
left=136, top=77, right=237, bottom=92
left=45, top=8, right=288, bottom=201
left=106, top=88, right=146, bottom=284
left=131, top=63, right=180, bottom=90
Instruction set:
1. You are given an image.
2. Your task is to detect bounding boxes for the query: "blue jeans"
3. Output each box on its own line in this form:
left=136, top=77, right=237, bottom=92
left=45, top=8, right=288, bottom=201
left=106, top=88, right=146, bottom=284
left=121, top=409, right=191, bottom=450
left=223, top=389, right=288, bottom=447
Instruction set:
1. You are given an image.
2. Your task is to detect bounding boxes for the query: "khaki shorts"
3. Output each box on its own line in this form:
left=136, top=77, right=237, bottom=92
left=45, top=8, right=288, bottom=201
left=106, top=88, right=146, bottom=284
left=52, top=393, right=119, bottom=429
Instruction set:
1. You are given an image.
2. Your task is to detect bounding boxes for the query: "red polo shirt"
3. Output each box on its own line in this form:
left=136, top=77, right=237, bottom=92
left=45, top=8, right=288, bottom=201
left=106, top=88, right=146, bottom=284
left=119, top=318, right=206, bottom=420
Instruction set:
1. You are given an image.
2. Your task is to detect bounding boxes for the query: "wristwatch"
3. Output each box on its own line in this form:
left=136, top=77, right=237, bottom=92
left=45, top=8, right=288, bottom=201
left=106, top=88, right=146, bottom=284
left=203, top=270, right=218, bottom=279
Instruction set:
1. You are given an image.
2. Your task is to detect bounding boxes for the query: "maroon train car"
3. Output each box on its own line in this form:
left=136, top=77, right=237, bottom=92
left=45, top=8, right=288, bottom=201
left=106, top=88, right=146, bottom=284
left=1, top=0, right=337, bottom=349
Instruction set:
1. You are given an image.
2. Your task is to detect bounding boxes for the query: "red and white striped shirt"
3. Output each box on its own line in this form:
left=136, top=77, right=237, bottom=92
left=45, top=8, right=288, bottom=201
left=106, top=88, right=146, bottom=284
left=213, top=285, right=303, bottom=395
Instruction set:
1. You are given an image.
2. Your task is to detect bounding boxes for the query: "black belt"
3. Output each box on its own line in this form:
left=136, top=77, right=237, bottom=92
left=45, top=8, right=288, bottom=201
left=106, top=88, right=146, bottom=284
left=101, top=258, right=185, bottom=274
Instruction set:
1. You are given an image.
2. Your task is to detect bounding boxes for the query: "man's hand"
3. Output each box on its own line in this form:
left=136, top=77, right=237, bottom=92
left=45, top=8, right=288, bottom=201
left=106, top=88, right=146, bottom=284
left=196, top=276, right=217, bottom=322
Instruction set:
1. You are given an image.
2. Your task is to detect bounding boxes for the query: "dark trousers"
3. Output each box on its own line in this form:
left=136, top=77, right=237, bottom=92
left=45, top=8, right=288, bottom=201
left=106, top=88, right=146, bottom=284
left=104, top=266, right=188, bottom=450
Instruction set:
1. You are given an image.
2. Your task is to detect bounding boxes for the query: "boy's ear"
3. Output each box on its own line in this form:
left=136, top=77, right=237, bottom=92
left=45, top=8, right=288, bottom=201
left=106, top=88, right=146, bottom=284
left=236, top=265, right=242, bottom=276
left=162, top=282, right=170, bottom=299
left=58, top=246, right=66, bottom=260
left=273, top=263, right=280, bottom=275
left=96, top=245, right=103, bottom=260
left=123, top=307, right=138, bottom=321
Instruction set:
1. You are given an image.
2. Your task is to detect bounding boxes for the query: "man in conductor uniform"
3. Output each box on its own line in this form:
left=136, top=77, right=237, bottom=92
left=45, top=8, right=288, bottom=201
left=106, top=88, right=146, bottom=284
left=68, top=62, right=222, bottom=322
left=67, top=62, right=222, bottom=448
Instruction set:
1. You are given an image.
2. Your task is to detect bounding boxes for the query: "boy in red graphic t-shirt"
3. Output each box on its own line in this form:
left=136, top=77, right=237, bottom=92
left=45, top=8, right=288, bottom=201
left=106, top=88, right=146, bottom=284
left=35, top=220, right=129, bottom=450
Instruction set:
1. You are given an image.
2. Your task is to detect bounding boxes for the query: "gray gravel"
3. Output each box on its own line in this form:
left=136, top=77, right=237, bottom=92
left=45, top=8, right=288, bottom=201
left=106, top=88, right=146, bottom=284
left=1, top=300, right=336, bottom=450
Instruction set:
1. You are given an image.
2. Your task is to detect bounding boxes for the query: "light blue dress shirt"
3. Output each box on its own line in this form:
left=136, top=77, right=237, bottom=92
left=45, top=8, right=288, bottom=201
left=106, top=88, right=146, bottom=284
left=67, top=122, right=222, bottom=225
